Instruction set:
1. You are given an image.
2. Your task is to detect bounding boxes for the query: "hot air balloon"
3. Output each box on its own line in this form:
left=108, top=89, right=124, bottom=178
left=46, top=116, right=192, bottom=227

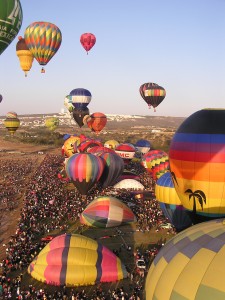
left=24, top=21, right=62, bottom=73
left=87, top=146, right=115, bottom=155
left=0, top=0, right=23, bottom=55
left=45, top=117, right=59, bottom=131
left=0, top=94, right=2, bottom=103
left=72, top=107, right=90, bottom=128
left=135, top=139, right=151, bottom=154
left=77, top=139, right=103, bottom=153
left=104, top=139, right=119, bottom=150
left=65, top=153, right=105, bottom=195
left=86, top=113, right=107, bottom=135
left=28, top=234, right=127, bottom=286
left=80, top=196, right=136, bottom=228
left=113, top=179, right=144, bottom=190
left=145, top=219, right=225, bottom=300
left=169, top=108, right=225, bottom=222
left=63, top=135, right=81, bottom=157
left=4, top=113, right=20, bottom=135
left=115, top=143, right=136, bottom=165
left=139, top=82, right=166, bottom=111
left=64, top=95, right=74, bottom=113
left=99, top=152, right=124, bottom=188
left=16, top=36, right=34, bottom=76
left=69, top=88, right=92, bottom=110
left=80, top=33, right=96, bottom=54
left=141, top=150, right=169, bottom=180
left=155, top=172, right=192, bottom=232
left=6, top=111, right=17, bottom=118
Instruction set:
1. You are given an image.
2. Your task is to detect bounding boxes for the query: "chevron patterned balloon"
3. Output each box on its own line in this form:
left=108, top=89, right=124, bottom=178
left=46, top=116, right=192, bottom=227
left=24, top=21, right=62, bottom=68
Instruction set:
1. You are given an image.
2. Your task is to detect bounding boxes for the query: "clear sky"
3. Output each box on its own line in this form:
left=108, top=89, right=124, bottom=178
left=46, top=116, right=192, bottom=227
left=1, top=0, right=225, bottom=117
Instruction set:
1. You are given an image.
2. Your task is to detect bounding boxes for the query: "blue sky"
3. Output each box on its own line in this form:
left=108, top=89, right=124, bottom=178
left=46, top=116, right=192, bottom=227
left=1, top=0, right=225, bottom=117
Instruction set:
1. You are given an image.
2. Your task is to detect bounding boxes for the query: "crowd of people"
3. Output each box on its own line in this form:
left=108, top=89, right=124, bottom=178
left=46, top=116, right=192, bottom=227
left=0, top=153, right=175, bottom=299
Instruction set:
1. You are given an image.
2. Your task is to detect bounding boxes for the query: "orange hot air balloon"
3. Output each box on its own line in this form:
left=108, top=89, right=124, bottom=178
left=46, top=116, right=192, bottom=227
left=80, top=33, right=96, bottom=54
left=86, top=112, right=107, bottom=135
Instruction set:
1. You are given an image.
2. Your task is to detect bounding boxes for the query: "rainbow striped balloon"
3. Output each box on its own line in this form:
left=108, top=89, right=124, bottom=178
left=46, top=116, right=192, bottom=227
left=24, top=21, right=62, bottom=67
left=155, top=172, right=192, bottom=231
left=80, top=196, right=136, bottom=228
left=28, top=234, right=127, bottom=286
left=65, top=153, right=105, bottom=195
left=169, top=109, right=225, bottom=218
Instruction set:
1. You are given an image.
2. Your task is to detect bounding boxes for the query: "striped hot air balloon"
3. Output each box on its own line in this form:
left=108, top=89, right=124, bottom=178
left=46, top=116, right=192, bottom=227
left=98, top=152, right=124, bottom=188
left=4, top=112, right=20, bottom=135
left=65, top=153, right=105, bottom=195
left=28, top=234, right=127, bottom=286
left=139, top=82, right=166, bottom=111
left=169, top=108, right=225, bottom=221
left=155, top=172, right=192, bottom=232
left=69, top=88, right=92, bottom=110
left=141, top=150, right=169, bottom=180
left=80, top=196, right=136, bottom=228
left=24, top=21, right=62, bottom=73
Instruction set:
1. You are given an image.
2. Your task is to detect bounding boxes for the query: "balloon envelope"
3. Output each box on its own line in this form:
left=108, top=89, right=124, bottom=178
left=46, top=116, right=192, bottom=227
left=80, top=196, right=136, bottom=228
left=72, top=108, right=89, bottom=128
left=155, top=172, right=192, bottom=231
left=139, top=82, right=166, bottom=111
left=45, top=117, right=59, bottom=131
left=80, top=33, right=96, bottom=53
left=169, top=108, right=225, bottom=219
left=65, top=153, right=105, bottom=195
left=86, top=113, right=107, bottom=134
left=0, top=0, right=23, bottom=55
left=104, top=140, right=119, bottom=149
left=4, top=117, right=20, bottom=135
left=99, top=152, right=124, bottom=188
left=63, top=136, right=81, bottom=157
left=69, top=88, right=92, bottom=110
left=16, top=36, right=34, bottom=76
left=145, top=219, right=225, bottom=300
left=28, top=234, right=127, bottom=286
left=24, top=21, right=62, bottom=67
left=113, top=179, right=144, bottom=190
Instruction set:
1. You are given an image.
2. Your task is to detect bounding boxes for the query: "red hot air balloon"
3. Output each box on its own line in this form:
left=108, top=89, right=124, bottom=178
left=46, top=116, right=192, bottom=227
left=80, top=33, right=96, bottom=54
left=86, top=112, right=107, bottom=135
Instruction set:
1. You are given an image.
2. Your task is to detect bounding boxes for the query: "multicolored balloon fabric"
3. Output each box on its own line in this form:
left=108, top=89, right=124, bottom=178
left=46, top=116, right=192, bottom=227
left=80, top=196, right=136, bottom=228
left=155, top=172, right=192, bottom=231
left=24, top=21, right=62, bottom=70
left=169, top=108, right=225, bottom=219
left=139, top=82, right=166, bottom=111
left=65, top=153, right=105, bottom=195
left=28, top=234, right=127, bottom=286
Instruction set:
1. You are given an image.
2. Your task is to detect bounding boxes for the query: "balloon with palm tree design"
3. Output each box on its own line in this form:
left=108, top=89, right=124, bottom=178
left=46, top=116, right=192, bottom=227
left=169, top=108, right=225, bottom=222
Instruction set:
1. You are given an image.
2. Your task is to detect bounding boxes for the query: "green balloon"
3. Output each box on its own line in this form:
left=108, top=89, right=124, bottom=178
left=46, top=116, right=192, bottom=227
left=0, top=0, right=23, bottom=55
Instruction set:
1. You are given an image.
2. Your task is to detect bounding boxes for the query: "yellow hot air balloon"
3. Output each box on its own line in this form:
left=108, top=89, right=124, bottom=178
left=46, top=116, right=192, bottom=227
left=16, top=36, right=34, bottom=77
left=4, top=114, right=20, bottom=135
left=45, top=117, right=59, bottom=131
